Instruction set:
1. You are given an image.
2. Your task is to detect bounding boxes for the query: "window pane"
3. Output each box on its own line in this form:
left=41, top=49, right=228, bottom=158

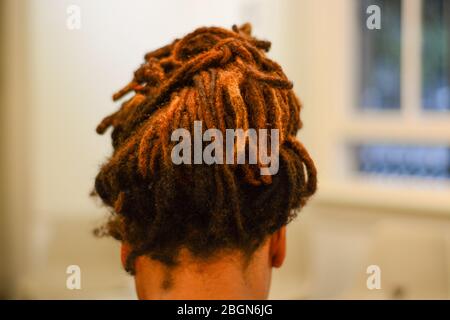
left=354, top=144, right=450, bottom=180
left=359, top=0, right=402, bottom=110
left=422, top=0, right=450, bottom=111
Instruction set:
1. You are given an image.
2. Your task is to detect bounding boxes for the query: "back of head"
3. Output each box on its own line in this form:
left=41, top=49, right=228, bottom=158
left=93, top=24, right=317, bottom=274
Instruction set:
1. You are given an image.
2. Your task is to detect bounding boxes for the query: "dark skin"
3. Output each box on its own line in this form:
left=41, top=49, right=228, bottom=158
left=121, top=227, right=286, bottom=299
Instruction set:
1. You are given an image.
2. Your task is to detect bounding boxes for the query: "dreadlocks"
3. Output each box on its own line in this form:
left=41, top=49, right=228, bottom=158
left=93, top=24, right=317, bottom=274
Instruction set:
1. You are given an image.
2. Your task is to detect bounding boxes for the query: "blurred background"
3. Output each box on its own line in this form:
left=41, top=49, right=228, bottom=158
left=1, top=0, right=449, bottom=299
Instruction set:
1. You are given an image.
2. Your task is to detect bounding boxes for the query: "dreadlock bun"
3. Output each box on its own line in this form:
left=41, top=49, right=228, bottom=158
left=94, top=24, right=317, bottom=273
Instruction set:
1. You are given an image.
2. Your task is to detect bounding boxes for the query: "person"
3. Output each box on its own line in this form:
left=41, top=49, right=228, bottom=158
left=93, top=23, right=317, bottom=299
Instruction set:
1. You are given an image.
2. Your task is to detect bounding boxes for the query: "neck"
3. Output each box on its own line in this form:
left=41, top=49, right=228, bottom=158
left=133, top=249, right=271, bottom=300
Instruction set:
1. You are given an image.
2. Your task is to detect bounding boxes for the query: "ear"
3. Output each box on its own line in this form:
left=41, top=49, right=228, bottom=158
left=270, top=226, right=286, bottom=268
left=121, top=242, right=132, bottom=269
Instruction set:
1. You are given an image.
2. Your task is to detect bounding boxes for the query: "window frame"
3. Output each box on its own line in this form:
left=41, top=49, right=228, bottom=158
left=301, top=0, right=450, bottom=215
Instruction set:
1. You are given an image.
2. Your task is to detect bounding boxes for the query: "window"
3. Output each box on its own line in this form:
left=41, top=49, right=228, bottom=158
left=422, top=0, right=450, bottom=111
left=354, top=144, right=450, bottom=180
left=359, top=0, right=450, bottom=112
left=359, top=0, right=402, bottom=110
left=351, top=0, right=450, bottom=185
left=303, top=0, right=450, bottom=212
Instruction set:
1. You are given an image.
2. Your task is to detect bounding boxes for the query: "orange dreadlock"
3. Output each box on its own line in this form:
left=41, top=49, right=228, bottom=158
left=93, top=24, right=317, bottom=273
